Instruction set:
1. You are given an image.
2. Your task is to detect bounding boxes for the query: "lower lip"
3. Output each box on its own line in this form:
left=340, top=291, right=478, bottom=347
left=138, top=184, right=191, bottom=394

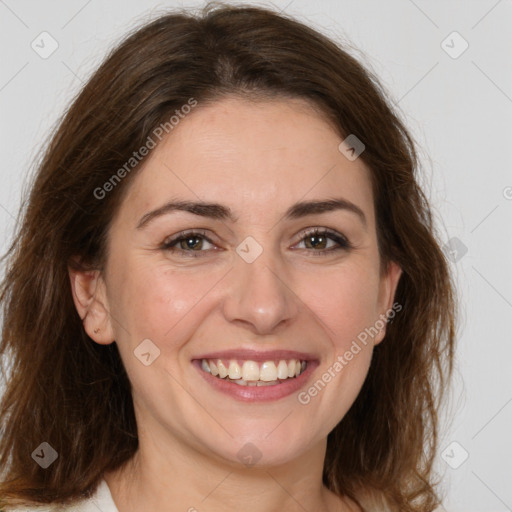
left=192, top=360, right=318, bottom=402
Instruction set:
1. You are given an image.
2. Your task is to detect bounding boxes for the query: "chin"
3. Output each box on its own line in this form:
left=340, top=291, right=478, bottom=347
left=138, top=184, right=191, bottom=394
left=207, top=429, right=318, bottom=469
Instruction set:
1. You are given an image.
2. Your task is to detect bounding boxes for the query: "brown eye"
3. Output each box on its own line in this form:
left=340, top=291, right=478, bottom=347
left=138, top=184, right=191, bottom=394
left=178, top=235, right=205, bottom=251
left=161, top=230, right=216, bottom=257
left=296, top=228, right=351, bottom=254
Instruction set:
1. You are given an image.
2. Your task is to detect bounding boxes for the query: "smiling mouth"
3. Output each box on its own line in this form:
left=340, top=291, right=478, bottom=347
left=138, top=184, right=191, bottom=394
left=199, top=358, right=308, bottom=386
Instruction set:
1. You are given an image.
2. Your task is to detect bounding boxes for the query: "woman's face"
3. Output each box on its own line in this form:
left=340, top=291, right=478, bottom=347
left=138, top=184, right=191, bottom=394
left=78, top=96, right=401, bottom=468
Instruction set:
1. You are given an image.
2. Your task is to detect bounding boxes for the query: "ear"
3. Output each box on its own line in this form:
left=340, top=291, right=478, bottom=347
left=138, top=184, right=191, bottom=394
left=68, top=262, right=115, bottom=345
left=374, top=260, right=402, bottom=345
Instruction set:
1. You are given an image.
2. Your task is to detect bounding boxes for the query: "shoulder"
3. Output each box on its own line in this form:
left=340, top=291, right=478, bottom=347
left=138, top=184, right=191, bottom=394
left=2, top=479, right=118, bottom=512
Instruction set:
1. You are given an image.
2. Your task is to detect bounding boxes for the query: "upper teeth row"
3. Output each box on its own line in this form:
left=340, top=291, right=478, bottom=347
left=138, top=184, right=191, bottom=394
left=201, top=359, right=307, bottom=381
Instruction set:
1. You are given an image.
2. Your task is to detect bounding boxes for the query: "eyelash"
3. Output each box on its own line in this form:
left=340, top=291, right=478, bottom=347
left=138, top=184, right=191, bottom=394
left=161, top=228, right=352, bottom=258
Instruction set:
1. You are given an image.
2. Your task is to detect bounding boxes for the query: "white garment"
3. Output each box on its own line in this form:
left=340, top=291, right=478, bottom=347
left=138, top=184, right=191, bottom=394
left=4, top=479, right=119, bottom=512
left=4, top=480, right=449, bottom=511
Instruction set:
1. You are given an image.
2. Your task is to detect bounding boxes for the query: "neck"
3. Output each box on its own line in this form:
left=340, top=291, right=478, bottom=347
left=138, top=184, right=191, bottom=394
left=104, top=429, right=350, bottom=511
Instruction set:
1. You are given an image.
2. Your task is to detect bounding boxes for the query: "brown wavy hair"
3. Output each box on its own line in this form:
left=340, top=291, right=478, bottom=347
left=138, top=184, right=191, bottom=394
left=0, top=3, right=456, bottom=511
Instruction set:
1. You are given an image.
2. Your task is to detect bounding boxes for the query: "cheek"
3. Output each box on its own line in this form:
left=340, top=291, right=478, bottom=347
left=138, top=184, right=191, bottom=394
left=106, top=261, right=222, bottom=404
left=108, top=258, right=221, bottom=346
left=299, top=260, right=382, bottom=348
left=295, top=264, right=381, bottom=423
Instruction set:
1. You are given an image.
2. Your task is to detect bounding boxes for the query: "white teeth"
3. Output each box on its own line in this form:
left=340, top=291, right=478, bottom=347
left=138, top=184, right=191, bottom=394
left=260, top=361, right=277, bottom=381
left=242, top=361, right=260, bottom=381
left=257, top=380, right=278, bottom=386
left=228, top=360, right=242, bottom=379
left=217, top=360, right=228, bottom=378
left=200, top=358, right=308, bottom=385
left=209, top=360, right=219, bottom=376
left=277, top=360, right=289, bottom=379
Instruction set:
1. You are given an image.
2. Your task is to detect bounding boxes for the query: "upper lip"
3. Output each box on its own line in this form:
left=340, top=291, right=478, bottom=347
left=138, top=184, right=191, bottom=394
left=193, top=349, right=317, bottom=362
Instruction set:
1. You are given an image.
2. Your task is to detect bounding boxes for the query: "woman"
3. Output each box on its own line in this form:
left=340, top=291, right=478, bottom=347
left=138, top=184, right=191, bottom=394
left=0, top=4, right=456, bottom=511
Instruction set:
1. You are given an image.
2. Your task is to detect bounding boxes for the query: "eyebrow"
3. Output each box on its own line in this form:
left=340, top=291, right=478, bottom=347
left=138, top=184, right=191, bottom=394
left=136, top=197, right=367, bottom=229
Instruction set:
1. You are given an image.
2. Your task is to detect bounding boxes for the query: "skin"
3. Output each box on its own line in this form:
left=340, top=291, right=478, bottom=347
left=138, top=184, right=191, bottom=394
left=70, top=96, right=402, bottom=512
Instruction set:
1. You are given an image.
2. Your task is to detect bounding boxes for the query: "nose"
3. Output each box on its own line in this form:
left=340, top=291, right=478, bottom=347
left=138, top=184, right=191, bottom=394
left=222, top=247, right=300, bottom=335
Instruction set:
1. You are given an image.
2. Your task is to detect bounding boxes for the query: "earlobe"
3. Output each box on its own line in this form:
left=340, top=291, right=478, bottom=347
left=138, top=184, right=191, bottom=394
left=374, top=260, right=403, bottom=345
left=68, top=264, right=115, bottom=345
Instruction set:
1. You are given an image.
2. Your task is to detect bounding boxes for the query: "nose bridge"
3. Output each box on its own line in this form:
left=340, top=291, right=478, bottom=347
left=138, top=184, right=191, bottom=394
left=223, top=238, right=299, bottom=334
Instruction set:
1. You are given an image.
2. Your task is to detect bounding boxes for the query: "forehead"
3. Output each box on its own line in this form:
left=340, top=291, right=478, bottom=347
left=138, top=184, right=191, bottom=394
left=117, top=96, right=375, bottom=227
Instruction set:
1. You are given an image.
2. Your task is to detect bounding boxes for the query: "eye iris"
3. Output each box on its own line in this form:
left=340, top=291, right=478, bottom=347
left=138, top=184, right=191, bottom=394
left=306, top=234, right=327, bottom=250
left=181, top=236, right=202, bottom=250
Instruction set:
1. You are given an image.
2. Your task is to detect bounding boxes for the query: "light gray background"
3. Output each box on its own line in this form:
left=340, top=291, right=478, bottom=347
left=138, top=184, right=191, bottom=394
left=1, top=1, right=511, bottom=511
